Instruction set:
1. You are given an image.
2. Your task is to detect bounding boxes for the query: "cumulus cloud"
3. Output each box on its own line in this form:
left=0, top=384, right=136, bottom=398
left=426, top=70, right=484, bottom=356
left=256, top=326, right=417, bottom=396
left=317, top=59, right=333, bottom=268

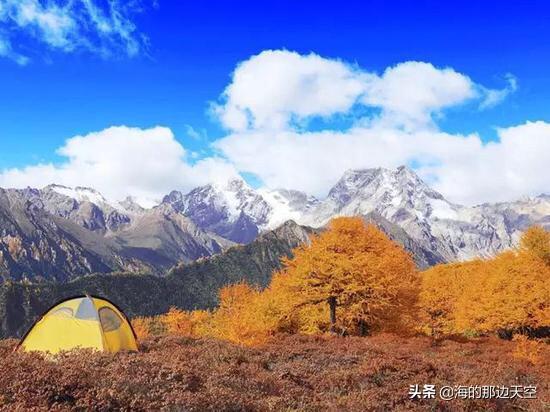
left=1, top=49, right=541, bottom=207
left=0, top=126, right=239, bottom=203
left=213, top=50, right=512, bottom=132
left=211, top=50, right=547, bottom=205
left=361, top=61, right=477, bottom=130
left=430, top=121, right=550, bottom=204
left=0, top=0, right=149, bottom=63
left=213, top=50, right=370, bottom=131
left=214, top=122, right=550, bottom=205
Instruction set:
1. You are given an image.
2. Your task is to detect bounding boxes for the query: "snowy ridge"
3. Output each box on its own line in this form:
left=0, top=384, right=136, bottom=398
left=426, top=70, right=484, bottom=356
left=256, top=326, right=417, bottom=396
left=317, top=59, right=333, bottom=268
left=163, top=165, right=549, bottom=261
left=48, top=184, right=151, bottom=214
left=19, top=166, right=550, bottom=262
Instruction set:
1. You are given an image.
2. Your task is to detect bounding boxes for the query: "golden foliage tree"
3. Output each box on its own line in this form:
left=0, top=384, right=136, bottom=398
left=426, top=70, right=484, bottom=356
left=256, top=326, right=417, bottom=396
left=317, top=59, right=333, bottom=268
left=418, top=260, right=485, bottom=337
left=419, top=226, right=550, bottom=337
left=520, top=226, right=550, bottom=265
left=275, top=217, right=418, bottom=335
left=163, top=307, right=213, bottom=337
left=208, top=282, right=279, bottom=345
left=131, top=317, right=151, bottom=341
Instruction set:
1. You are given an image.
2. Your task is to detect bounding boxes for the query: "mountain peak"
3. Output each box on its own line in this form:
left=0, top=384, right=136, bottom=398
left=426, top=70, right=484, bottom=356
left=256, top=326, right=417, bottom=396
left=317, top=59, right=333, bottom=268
left=328, top=167, right=391, bottom=205
left=44, top=184, right=111, bottom=206
left=162, top=190, right=184, bottom=205
left=44, top=183, right=71, bottom=190
left=119, top=196, right=146, bottom=214
left=212, top=176, right=251, bottom=193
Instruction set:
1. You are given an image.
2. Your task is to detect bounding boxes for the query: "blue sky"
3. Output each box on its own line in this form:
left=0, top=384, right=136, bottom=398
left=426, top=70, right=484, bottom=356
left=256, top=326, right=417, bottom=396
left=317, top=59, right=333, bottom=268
left=0, top=1, right=549, bottom=205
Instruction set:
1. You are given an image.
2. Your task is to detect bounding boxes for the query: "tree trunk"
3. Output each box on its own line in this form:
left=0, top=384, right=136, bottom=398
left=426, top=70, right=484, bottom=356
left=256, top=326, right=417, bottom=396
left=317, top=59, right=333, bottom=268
left=328, top=296, right=337, bottom=333
left=358, top=319, right=369, bottom=336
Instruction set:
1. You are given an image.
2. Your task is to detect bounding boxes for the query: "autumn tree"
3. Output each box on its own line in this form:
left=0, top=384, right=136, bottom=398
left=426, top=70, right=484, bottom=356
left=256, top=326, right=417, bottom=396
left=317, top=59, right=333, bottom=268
left=163, top=307, right=213, bottom=337
left=419, top=226, right=550, bottom=338
left=208, top=282, right=281, bottom=345
left=520, top=226, right=550, bottom=265
left=131, top=317, right=151, bottom=341
left=418, top=260, right=485, bottom=337
left=277, top=217, right=418, bottom=335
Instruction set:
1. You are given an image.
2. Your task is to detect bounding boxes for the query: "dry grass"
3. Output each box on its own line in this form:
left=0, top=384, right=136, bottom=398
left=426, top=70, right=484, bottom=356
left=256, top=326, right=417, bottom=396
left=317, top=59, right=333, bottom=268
left=0, top=334, right=548, bottom=411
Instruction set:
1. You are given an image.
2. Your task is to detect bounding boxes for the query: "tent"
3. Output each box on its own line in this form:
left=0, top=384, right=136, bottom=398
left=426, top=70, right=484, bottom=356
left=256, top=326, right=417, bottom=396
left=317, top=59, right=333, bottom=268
left=17, top=295, right=138, bottom=354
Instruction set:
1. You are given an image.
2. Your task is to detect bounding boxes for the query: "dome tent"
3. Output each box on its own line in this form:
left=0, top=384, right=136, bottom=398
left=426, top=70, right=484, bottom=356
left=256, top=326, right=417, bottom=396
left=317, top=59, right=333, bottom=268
left=17, top=295, right=138, bottom=354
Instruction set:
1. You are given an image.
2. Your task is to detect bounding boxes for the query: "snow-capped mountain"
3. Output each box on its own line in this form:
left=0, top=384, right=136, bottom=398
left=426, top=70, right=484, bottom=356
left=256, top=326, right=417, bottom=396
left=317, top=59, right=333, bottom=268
left=1, top=165, right=548, bottom=281
left=23, top=184, right=134, bottom=233
left=161, top=179, right=317, bottom=243
left=0, top=185, right=233, bottom=280
left=163, top=166, right=549, bottom=262
left=297, top=166, right=530, bottom=261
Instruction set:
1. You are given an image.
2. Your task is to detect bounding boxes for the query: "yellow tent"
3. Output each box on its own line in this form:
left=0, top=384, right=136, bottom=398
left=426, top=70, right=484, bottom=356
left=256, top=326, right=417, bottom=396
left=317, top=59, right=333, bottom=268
left=17, top=295, right=138, bottom=354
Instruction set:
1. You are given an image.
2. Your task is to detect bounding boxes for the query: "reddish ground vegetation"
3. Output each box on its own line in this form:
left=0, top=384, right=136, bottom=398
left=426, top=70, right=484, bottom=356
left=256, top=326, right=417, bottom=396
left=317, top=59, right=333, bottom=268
left=0, top=334, right=548, bottom=411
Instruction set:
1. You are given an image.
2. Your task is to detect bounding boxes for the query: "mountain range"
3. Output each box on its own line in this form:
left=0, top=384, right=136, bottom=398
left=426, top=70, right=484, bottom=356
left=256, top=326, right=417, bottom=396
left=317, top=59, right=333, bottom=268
left=159, top=165, right=550, bottom=263
left=1, top=166, right=548, bottom=281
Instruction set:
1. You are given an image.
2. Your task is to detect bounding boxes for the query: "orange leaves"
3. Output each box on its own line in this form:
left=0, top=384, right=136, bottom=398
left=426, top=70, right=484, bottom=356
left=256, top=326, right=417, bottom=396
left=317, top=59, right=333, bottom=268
left=135, top=223, right=549, bottom=346
left=218, top=282, right=256, bottom=311
left=275, top=217, right=419, bottom=335
left=131, top=317, right=151, bottom=341
left=418, top=226, right=550, bottom=337
left=164, top=307, right=194, bottom=336
left=520, top=226, right=550, bottom=265
left=513, top=334, right=545, bottom=365
left=209, top=283, right=280, bottom=346
left=163, top=307, right=212, bottom=337
left=135, top=218, right=421, bottom=345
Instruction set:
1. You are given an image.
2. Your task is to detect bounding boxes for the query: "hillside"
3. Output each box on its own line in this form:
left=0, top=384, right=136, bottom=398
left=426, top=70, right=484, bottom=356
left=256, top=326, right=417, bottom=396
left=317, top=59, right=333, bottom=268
left=0, top=334, right=548, bottom=411
left=0, top=221, right=314, bottom=338
left=0, top=188, right=232, bottom=281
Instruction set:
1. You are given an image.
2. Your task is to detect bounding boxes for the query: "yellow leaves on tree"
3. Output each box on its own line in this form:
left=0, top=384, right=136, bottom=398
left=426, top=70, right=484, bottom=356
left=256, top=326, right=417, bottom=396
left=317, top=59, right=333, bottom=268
left=275, top=217, right=419, bottom=335
left=520, top=225, right=550, bottom=265
left=418, top=260, right=485, bottom=337
left=131, top=317, right=151, bottom=341
left=169, top=217, right=420, bottom=345
left=208, top=283, right=281, bottom=346
left=161, top=307, right=212, bottom=337
left=419, top=226, right=550, bottom=337
left=133, top=223, right=549, bottom=345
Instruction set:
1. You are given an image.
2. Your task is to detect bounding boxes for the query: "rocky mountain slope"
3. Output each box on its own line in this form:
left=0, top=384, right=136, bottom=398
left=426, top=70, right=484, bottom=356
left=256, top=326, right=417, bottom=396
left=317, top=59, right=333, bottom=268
left=0, top=188, right=232, bottom=280
left=0, top=188, right=136, bottom=282
left=0, top=166, right=548, bottom=281
left=171, top=166, right=549, bottom=262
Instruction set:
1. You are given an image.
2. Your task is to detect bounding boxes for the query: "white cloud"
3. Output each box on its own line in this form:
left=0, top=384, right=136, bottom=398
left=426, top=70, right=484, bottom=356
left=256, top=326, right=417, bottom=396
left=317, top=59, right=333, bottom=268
left=210, top=51, right=547, bottom=205
left=479, top=74, right=518, bottom=109
left=213, top=50, right=371, bottom=131
left=0, top=126, right=239, bottom=202
left=430, top=121, right=550, bottom=204
left=0, top=0, right=148, bottom=63
left=1, top=49, right=539, bottom=207
left=214, top=121, right=550, bottom=205
left=361, top=61, right=477, bottom=130
left=213, top=50, right=513, bottom=132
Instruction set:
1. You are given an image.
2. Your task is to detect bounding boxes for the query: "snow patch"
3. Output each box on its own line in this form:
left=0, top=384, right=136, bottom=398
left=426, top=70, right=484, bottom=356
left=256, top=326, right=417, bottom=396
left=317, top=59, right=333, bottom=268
left=258, top=189, right=302, bottom=229
left=429, top=199, right=458, bottom=220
